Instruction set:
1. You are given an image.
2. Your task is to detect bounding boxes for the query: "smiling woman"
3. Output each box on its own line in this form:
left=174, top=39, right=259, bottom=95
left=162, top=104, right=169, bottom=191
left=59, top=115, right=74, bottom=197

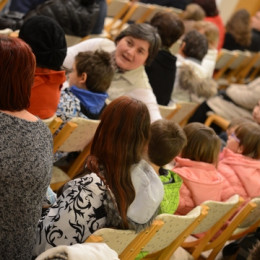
left=63, top=23, right=162, bottom=122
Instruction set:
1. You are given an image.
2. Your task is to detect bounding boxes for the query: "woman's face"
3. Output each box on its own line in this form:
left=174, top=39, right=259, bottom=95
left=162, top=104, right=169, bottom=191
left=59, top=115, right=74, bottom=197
left=115, top=36, right=149, bottom=71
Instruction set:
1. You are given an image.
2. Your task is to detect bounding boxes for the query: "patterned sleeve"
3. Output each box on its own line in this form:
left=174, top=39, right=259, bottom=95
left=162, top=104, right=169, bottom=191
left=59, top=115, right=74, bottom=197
left=56, top=88, right=82, bottom=122
left=33, top=174, right=107, bottom=256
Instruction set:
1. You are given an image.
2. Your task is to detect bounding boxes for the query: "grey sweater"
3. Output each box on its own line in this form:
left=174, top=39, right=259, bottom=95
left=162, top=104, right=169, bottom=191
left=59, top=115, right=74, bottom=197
left=0, top=112, right=53, bottom=260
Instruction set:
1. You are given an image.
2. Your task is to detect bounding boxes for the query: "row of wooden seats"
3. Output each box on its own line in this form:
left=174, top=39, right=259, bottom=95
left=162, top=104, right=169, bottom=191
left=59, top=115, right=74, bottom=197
left=84, top=194, right=260, bottom=260
left=105, top=0, right=183, bottom=39
left=214, top=48, right=260, bottom=87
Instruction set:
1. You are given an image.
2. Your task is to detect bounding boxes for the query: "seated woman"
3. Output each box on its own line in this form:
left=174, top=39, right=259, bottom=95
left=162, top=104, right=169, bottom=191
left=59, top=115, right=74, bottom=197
left=63, top=23, right=162, bottom=122
left=0, top=36, right=53, bottom=259
left=33, top=96, right=164, bottom=256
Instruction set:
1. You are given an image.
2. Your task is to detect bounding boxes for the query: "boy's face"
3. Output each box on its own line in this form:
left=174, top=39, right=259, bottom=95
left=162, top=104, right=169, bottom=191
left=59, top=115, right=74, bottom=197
left=68, top=62, right=82, bottom=88
left=115, top=36, right=149, bottom=71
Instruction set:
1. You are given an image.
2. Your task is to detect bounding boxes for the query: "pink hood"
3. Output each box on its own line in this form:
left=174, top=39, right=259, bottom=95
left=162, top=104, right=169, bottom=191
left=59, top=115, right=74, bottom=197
left=218, top=148, right=260, bottom=199
left=174, top=157, right=223, bottom=205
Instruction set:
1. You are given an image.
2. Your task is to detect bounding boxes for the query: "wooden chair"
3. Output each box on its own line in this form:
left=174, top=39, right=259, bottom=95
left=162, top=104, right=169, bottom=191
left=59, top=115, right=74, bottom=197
left=140, top=205, right=209, bottom=260
left=44, top=116, right=63, bottom=135
left=182, top=194, right=244, bottom=260
left=86, top=219, right=164, bottom=260
left=158, top=104, right=181, bottom=120
left=51, top=117, right=100, bottom=191
left=0, top=0, right=8, bottom=11
left=171, top=102, right=199, bottom=127
left=204, top=113, right=230, bottom=131
left=227, top=197, right=260, bottom=241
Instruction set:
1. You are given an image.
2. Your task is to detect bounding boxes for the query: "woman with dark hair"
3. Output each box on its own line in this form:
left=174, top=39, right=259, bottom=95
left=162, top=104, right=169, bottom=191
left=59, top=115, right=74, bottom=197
left=33, top=96, right=164, bottom=256
left=0, top=36, right=53, bottom=259
left=63, top=23, right=162, bottom=122
left=192, top=0, right=225, bottom=50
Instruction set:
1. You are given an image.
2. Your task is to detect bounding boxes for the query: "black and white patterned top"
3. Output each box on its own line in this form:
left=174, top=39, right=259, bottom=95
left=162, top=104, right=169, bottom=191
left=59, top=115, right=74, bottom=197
left=34, top=173, right=108, bottom=256
left=0, top=112, right=53, bottom=260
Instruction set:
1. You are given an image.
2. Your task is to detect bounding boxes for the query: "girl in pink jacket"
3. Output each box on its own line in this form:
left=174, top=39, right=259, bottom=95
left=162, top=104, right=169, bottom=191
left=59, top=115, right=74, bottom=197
left=174, top=122, right=223, bottom=215
left=218, top=121, right=260, bottom=201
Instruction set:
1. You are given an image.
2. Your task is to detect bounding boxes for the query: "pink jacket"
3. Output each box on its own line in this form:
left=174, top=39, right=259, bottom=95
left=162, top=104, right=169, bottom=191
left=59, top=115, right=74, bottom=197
left=218, top=148, right=260, bottom=201
left=173, top=157, right=223, bottom=215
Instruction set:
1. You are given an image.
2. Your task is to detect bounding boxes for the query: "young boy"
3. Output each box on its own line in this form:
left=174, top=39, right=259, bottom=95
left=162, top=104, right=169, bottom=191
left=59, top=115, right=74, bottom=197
left=56, top=50, right=114, bottom=121
left=147, top=119, right=187, bottom=214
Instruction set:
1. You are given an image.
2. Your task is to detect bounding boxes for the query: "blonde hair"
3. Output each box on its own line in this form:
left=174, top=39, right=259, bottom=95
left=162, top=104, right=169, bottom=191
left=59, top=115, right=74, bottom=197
left=181, top=3, right=206, bottom=21
left=182, top=122, right=221, bottom=164
left=235, top=122, right=260, bottom=159
left=194, top=20, right=219, bottom=48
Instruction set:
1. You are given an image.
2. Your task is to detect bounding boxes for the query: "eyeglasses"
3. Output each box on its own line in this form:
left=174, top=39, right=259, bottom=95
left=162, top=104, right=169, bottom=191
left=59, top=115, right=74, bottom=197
left=230, top=132, right=240, bottom=143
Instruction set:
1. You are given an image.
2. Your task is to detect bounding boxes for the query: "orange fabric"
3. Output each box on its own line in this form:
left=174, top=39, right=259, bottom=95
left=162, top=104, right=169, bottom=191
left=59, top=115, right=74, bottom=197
left=28, top=67, right=66, bottom=119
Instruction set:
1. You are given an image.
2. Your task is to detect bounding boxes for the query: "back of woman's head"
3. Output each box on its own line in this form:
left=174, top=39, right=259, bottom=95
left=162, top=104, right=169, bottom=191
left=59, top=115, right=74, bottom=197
left=192, top=0, right=219, bottom=17
left=0, top=36, right=36, bottom=111
left=150, top=11, right=184, bottom=48
left=182, top=122, right=221, bottom=164
left=115, top=23, right=161, bottom=65
left=235, top=122, right=260, bottom=159
left=87, top=96, right=150, bottom=226
left=226, top=9, right=251, bottom=47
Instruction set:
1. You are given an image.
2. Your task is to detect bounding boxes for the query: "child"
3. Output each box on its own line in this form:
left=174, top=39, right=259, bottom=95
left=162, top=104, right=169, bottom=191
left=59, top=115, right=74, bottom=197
left=56, top=50, right=114, bottom=121
left=218, top=121, right=260, bottom=202
left=147, top=119, right=187, bottom=214
left=173, top=122, right=222, bottom=215
left=170, top=30, right=217, bottom=105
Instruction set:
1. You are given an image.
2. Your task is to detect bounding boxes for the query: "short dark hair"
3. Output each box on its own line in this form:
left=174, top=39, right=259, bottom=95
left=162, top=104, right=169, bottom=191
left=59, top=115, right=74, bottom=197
left=0, top=36, right=36, bottom=111
left=150, top=11, right=184, bottom=48
left=115, top=23, right=161, bottom=65
left=148, top=119, right=187, bottom=166
left=75, top=50, right=114, bottom=93
left=182, top=30, right=208, bottom=61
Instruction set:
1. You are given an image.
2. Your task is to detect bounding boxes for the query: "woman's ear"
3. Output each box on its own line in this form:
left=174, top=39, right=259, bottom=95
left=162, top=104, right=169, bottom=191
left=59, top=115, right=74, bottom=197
left=179, top=42, right=186, bottom=56
left=79, top=72, right=87, bottom=84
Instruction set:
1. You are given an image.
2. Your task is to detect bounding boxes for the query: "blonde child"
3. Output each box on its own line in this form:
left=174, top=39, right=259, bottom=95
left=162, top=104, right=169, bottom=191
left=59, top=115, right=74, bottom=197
left=218, top=121, right=260, bottom=201
left=147, top=119, right=187, bottom=214
left=173, top=122, right=222, bottom=215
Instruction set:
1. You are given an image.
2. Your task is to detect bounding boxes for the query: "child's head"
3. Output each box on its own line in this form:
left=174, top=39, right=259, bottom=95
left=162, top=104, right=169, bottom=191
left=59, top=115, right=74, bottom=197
left=182, top=122, right=221, bottom=164
left=148, top=119, right=187, bottom=167
left=226, top=117, right=251, bottom=137
left=69, top=50, right=114, bottom=93
left=227, top=122, right=260, bottom=159
left=181, top=3, right=206, bottom=21
left=180, top=30, right=208, bottom=61
left=194, top=20, right=219, bottom=49
left=150, top=11, right=184, bottom=48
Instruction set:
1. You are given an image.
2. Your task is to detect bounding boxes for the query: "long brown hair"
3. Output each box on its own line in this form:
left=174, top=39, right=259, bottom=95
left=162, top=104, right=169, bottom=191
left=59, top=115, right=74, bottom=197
left=86, top=96, right=150, bottom=227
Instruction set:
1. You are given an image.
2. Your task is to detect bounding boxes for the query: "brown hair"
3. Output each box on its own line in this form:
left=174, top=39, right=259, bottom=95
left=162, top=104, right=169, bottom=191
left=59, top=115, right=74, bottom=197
left=226, top=9, right=252, bottom=47
left=235, top=122, right=260, bottom=159
left=150, top=11, right=184, bottom=48
left=192, top=0, right=219, bottom=17
left=75, top=50, right=114, bottom=93
left=86, top=96, right=150, bottom=227
left=0, top=36, right=36, bottom=111
left=182, top=122, right=221, bottom=164
left=148, top=119, right=187, bottom=166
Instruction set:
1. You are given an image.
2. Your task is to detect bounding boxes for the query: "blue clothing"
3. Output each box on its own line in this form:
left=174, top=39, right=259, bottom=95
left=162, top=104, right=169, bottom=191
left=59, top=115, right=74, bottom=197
left=56, top=86, right=107, bottom=122
left=91, top=0, right=107, bottom=34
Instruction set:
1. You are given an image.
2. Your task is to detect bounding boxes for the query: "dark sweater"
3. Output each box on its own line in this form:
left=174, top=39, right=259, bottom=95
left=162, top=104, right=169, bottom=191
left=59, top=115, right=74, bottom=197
left=145, top=49, right=177, bottom=106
